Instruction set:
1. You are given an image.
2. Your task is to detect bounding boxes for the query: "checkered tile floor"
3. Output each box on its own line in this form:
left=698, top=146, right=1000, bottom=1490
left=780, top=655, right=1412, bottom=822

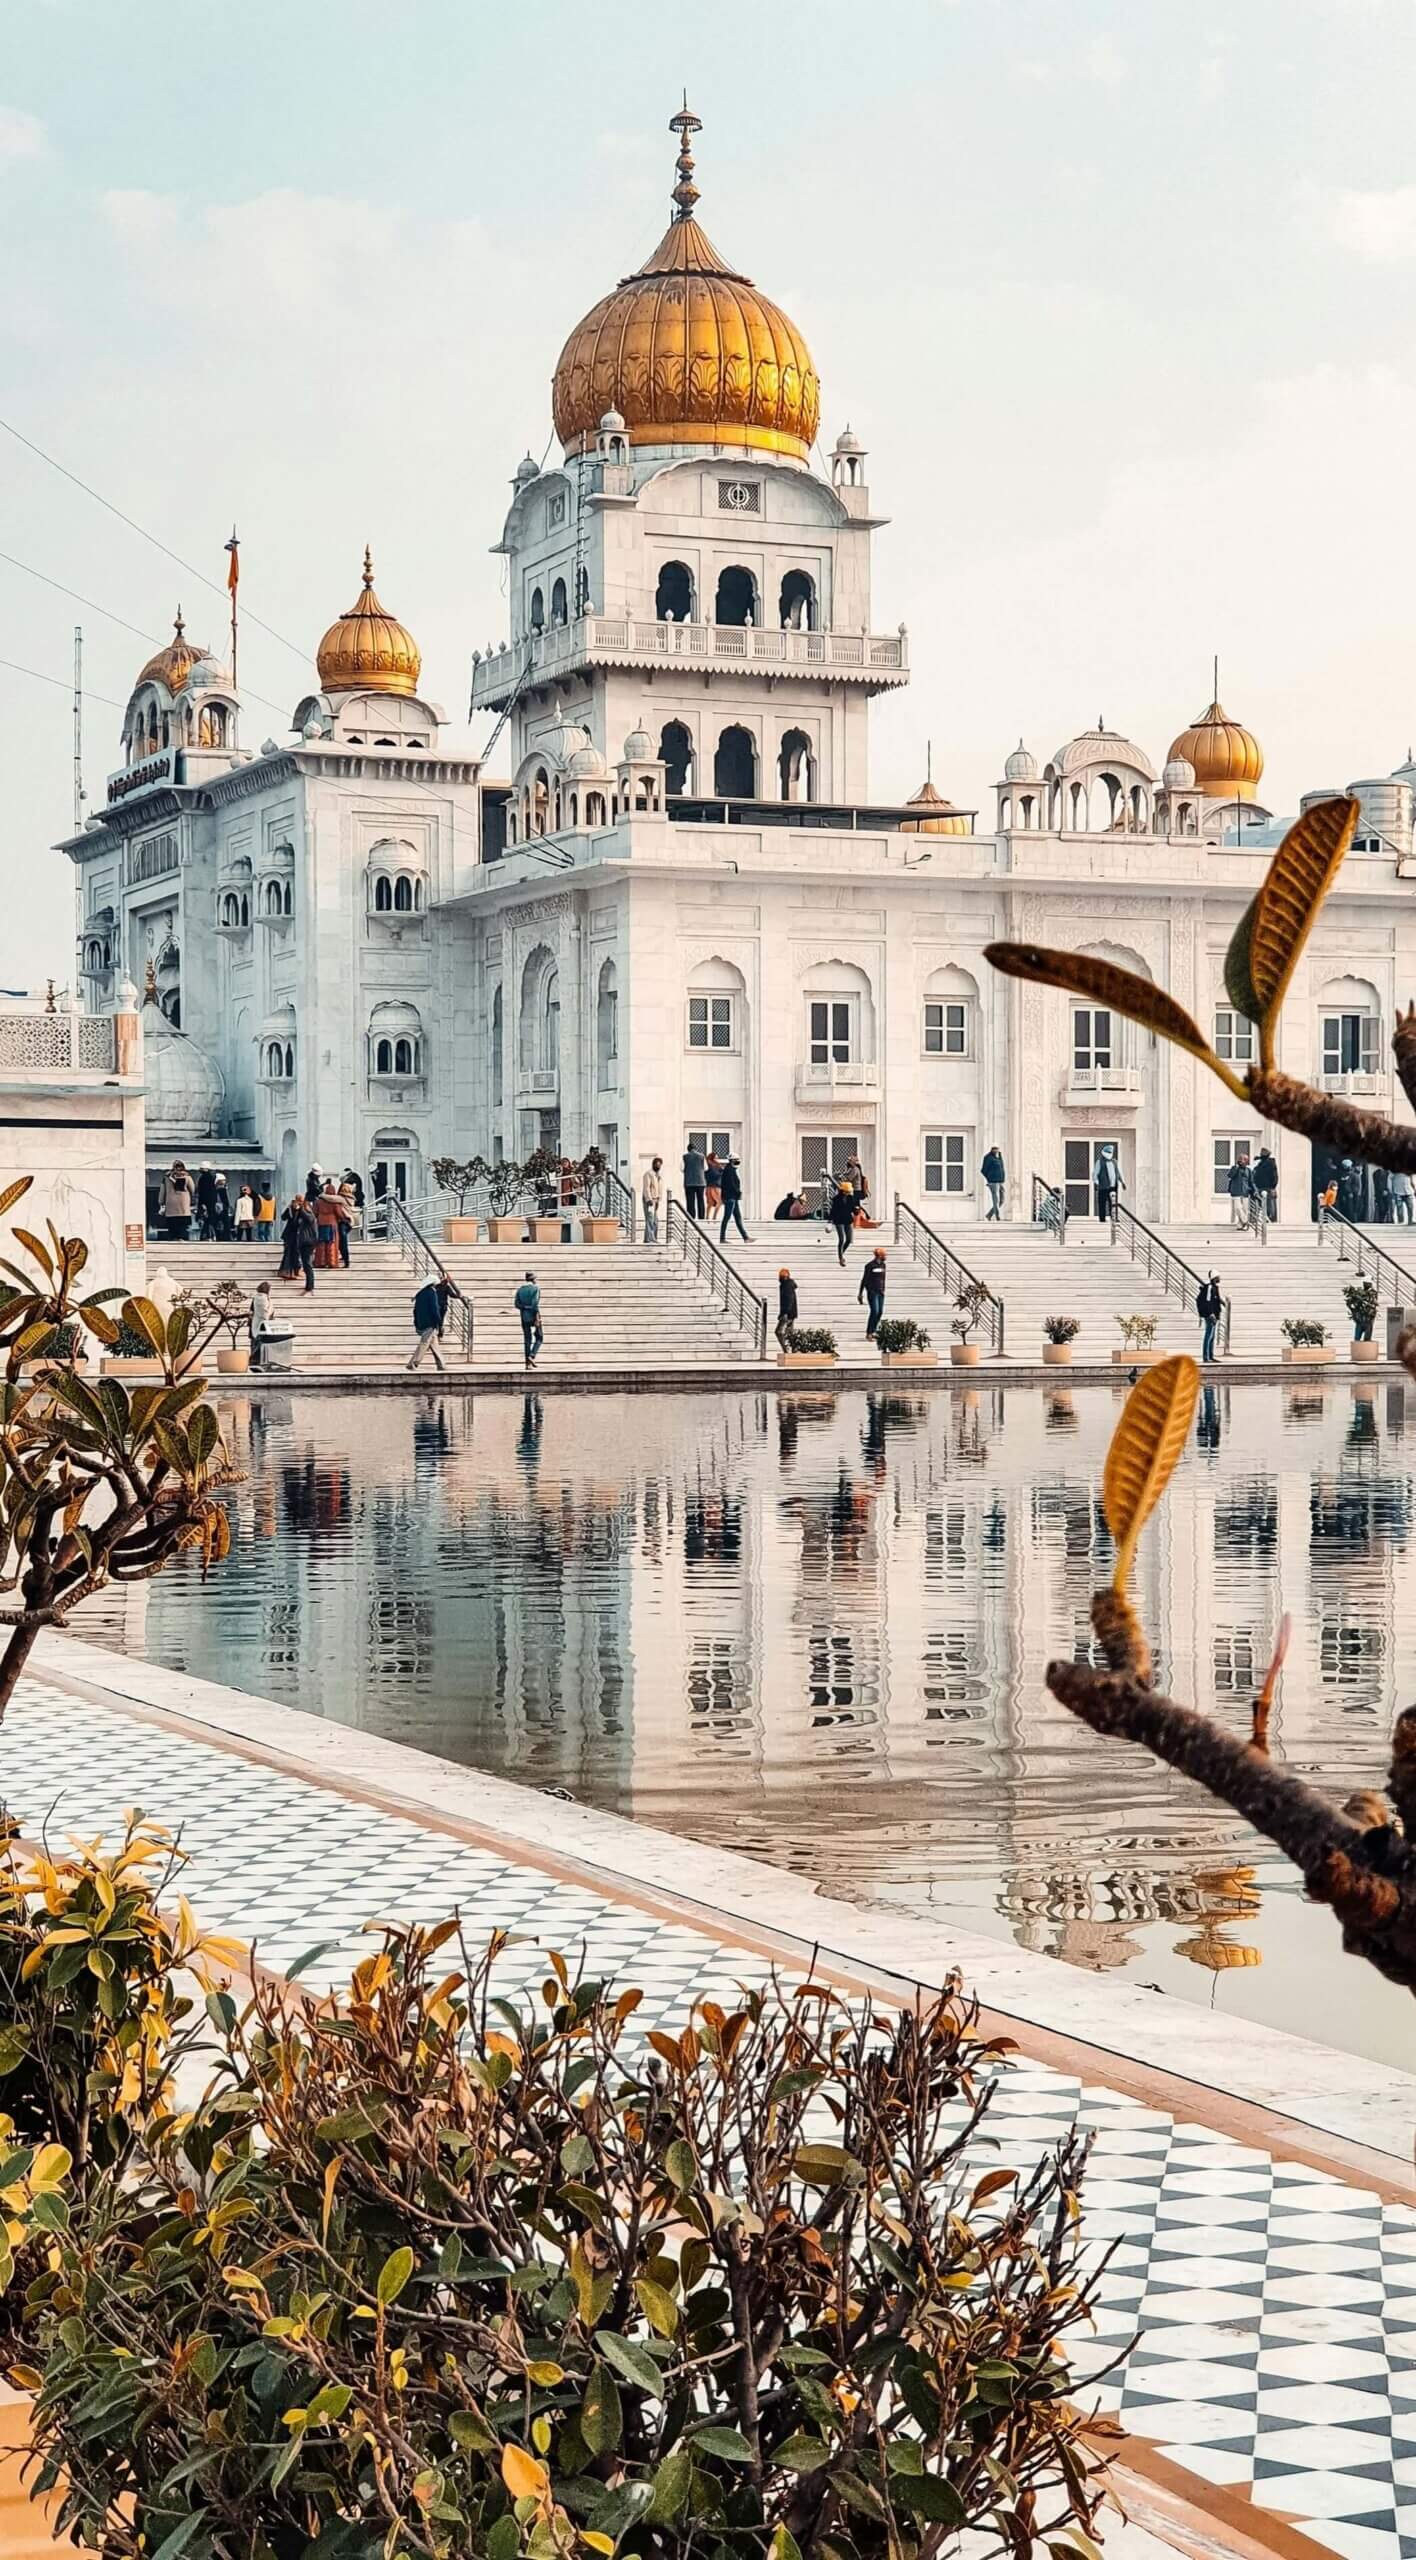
left=6, top=1671, right=1416, bottom=2560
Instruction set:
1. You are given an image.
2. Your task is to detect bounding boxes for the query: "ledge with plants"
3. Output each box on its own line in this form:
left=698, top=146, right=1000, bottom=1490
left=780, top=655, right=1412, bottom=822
left=778, top=1324, right=838, bottom=1369
left=1280, top=1316, right=1332, bottom=1366
left=874, top=1316, right=935, bottom=1367
left=948, top=1282, right=992, bottom=1368
left=1112, top=1313, right=1161, bottom=1368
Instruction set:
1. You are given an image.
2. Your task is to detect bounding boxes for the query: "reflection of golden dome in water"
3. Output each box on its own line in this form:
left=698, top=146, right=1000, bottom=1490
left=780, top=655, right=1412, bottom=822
left=551, top=104, right=820, bottom=462
left=1176, top=1927, right=1262, bottom=1971
left=316, top=550, right=422, bottom=697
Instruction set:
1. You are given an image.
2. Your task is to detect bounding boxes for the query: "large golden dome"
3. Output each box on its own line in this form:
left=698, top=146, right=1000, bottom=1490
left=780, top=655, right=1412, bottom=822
left=900, top=774, right=970, bottom=836
left=551, top=105, right=820, bottom=463
left=135, top=610, right=206, bottom=696
left=316, top=549, right=421, bottom=697
left=1168, top=690, right=1264, bottom=802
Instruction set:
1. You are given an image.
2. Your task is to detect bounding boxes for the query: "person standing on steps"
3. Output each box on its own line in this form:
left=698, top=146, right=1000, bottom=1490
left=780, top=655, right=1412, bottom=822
left=642, top=1156, right=663, bottom=1244
left=1197, top=1270, right=1223, bottom=1363
left=194, top=1163, right=219, bottom=1241
left=249, top=1279, right=275, bottom=1368
left=305, top=1163, right=323, bottom=1213
left=682, top=1140, right=706, bottom=1222
left=1226, top=1151, right=1253, bottom=1227
left=1093, top=1145, right=1124, bottom=1225
left=829, top=1178, right=857, bottom=1265
left=255, top=1180, right=277, bottom=1249
left=286, top=1194, right=317, bottom=1293
left=718, top=1155, right=748, bottom=1244
left=1393, top=1169, right=1415, bottom=1225
left=234, top=1182, right=255, bottom=1243
left=776, top=1267, right=798, bottom=1352
left=1253, top=1145, right=1279, bottom=1225
left=514, top=1270, right=541, bottom=1368
left=980, top=1144, right=1006, bottom=1221
left=408, top=1273, right=452, bottom=1371
left=860, top=1246, right=887, bottom=1339
left=161, top=1160, right=193, bottom=1241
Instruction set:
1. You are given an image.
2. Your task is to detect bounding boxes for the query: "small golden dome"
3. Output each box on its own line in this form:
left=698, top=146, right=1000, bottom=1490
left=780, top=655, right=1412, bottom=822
left=134, top=609, right=206, bottom=697
left=315, top=549, right=421, bottom=697
left=551, top=104, right=820, bottom=463
left=901, top=775, right=970, bottom=836
left=1168, top=694, right=1264, bottom=801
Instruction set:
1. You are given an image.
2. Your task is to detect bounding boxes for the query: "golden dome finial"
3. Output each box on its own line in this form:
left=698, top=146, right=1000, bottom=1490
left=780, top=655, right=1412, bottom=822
left=669, top=94, right=702, bottom=220
left=362, top=546, right=375, bottom=590
left=173, top=606, right=185, bottom=640
left=315, top=548, right=421, bottom=698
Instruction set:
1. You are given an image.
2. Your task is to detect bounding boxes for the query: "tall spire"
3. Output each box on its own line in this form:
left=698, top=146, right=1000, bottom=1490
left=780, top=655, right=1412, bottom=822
left=669, top=94, right=702, bottom=220
left=362, top=545, right=375, bottom=591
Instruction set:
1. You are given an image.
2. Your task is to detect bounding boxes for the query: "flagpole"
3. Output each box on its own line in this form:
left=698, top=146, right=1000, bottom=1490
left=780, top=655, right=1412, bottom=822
left=225, top=527, right=240, bottom=693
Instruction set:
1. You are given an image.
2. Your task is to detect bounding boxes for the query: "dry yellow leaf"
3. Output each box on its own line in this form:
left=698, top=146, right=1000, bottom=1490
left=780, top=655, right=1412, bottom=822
left=1103, top=1356, right=1200, bottom=1594
left=502, top=2442, right=549, bottom=2502
left=983, top=944, right=1232, bottom=1082
left=1246, top=795, right=1359, bottom=1050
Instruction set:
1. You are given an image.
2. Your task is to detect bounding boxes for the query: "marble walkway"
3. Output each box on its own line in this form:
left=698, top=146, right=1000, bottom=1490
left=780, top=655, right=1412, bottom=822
left=7, top=1640, right=1416, bottom=2560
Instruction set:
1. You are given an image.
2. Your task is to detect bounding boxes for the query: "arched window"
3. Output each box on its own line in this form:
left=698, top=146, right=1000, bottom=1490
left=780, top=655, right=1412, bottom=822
left=550, top=576, right=568, bottom=626
left=375, top=1037, right=393, bottom=1075
left=656, top=561, right=695, bottom=622
left=543, top=968, right=560, bottom=1071
left=532, top=767, right=549, bottom=837
left=529, top=585, right=545, bottom=632
left=161, top=713, right=171, bottom=747
left=586, top=789, right=607, bottom=828
left=596, top=958, right=618, bottom=1088
left=393, top=1037, right=414, bottom=1075
left=779, top=570, right=816, bottom=630
left=778, top=728, right=814, bottom=803
left=393, top=875, right=413, bottom=911
left=519, top=944, right=556, bottom=1073
left=282, top=880, right=294, bottom=917
left=240, top=892, right=249, bottom=927
left=714, top=724, right=757, bottom=797
left=146, top=704, right=159, bottom=752
left=803, top=959, right=877, bottom=1074
left=374, top=874, right=393, bottom=911
left=265, top=879, right=283, bottom=918
left=283, top=1042, right=295, bottom=1078
left=491, top=984, right=504, bottom=1109
left=660, top=720, right=694, bottom=797
left=715, top=566, right=757, bottom=628
left=413, top=876, right=426, bottom=911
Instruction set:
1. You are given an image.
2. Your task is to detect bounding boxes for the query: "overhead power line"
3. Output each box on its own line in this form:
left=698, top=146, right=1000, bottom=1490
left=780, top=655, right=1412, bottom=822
left=0, top=653, right=124, bottom=712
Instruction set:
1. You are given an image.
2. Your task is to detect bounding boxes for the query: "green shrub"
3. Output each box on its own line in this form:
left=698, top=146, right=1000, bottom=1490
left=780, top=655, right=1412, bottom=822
left=1042, top=1316, right=1080, bottom=1346
left=786, top=1326, right=837, bottom=1356
left=950, top=1282, right=993, bottom=1345
left=30, top=1926, right=1107, bottom=2560
left=874, top=1317, right=930, bottom=1355
left=1114, top=1314, right=1157, bottom=1351
left=1282, top=1316, right=1329, bottom=1349
left=1343, top=1278, right=1379, bottom=1341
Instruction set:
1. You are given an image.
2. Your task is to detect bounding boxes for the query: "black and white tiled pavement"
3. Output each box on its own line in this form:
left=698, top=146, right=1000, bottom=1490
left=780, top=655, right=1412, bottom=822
left=6, top=1671, right=1416, bottom=2560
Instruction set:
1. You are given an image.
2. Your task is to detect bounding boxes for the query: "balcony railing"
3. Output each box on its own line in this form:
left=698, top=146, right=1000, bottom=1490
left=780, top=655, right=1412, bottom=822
left=1317, top=1066, right=1382, bottom=1096
left=795, top=1056, right=879, bottom=1097
left=1065, top=1062, right=1142, bottom=1099
left=0, top=1012, right=116, bottom=1075
left=471, top=613, right=910, bottom=708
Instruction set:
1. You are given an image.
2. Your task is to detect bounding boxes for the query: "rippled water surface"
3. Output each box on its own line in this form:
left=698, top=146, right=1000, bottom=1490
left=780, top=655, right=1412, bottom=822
left=86, top=1380, right=1416, bottom=2073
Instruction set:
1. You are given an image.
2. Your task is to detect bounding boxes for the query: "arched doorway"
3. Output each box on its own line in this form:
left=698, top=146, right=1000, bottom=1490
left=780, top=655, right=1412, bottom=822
left=778, top=728, right=814, bottom=802
left=660, top=720, right=694, bottom=796
left=714, top=725, right=757, bottom=797
left=714, top=566, right=757, bottom=628
left=655, top=561, right=694, bottom=621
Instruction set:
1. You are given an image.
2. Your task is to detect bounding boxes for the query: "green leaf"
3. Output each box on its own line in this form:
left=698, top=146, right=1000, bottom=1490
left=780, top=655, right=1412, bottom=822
left=150, top=2516, right=208, bottom=2560
left=633, top=2276, right=679, bottom=2338
left=894, top=2472, right=968, bottom=2527
left=769, top=2531, right=803, bottom=2560
left=646, top=2445, right=693, bottom=2524
left=580, top=2362, right=623, bottom=2455
left=306, top=2382, right=354, bottom=2424
left=691, top=2425, right=753, bottom=2464
left=665, top=2137, right=697, bottom=2192
left=774, top=2434, right=831, bottom=2474
left=597, top=2332, right=664, bottom=2396
left=486, top=2517, right=520, bottom=2560
left=123, top=1294, right=167, bottom=1358
left=449, top=2410, right=499, bottom=2454
left=376, top=2245, right=415, bottom=2307
left=792, top=2142, right=862, bottom=2183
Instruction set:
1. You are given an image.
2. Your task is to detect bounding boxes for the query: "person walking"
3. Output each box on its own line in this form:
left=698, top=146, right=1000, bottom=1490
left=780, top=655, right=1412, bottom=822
left=407, top=1273, right=451, bottom=1371
left=718, top=1155, right=748, bottom=1244
left=1197, top=1270, right=1223, bottom=1362
left=194, top=1163, right=219, bottom=1241
left=704, top=1150, right=723, bottom=1218
left=1253, top=1146, right=1279, bottom=1224
left=829, top=1177, right=857, bottom=1265
left=843, top=1155, right=871, bottom=1224
left=1226, top=1152, right=1253, bottom=1227
left=255, top=1181, right=277, bottom=1248
left=1393, top=1169, right=1415, bottom=1225
left=860, top=1245, right=887, bottom=1339
left=981, top=1144, right=1006, bottom=1220
left=1093, top=1146, right=1124, bottom=1224
left=642, top=1156, right=663, bottom=1244
left=234, top=1182, right=256, bottom=1243
left=775, top=1267, right=798, bottom=1352
left=161, top=1159, right=193, bottom=1241
left=514, top=1270, right=541, bottom=1368
left=682, top=1141, right=706, bottom=1222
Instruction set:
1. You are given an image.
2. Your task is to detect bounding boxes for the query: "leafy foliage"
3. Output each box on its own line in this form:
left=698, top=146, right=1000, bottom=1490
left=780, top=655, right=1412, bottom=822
left=1112, top=1314, right=1157, bottom=1351
left=1042, top=1317, right=1080, bottom=1346
left=873, top=1318, right=931, bottom=1355
left=1343, top=1278, right=1379, bottom=1341
left=193, top=1280, right=253, bottom=1350
left=1281, top=1317, right=1329, bottom=1349
left=1101, top=1355, right=1199, bottom=1595
left=787, top=1327, right=837, bottom=1356
left=30, top=1927, right=1110, bottom=2560
left=432, top=1157, right=490, bottom=1215
left=949, top=1283, right=992, bottom=1345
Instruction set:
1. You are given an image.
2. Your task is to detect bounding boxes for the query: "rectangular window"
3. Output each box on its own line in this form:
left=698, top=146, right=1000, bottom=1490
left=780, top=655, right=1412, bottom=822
left=923, top=1001, right=969, bottom=1056
left=1213, top=1008, right=1255, bottom=1064
left=686, top=1128, right=735, bottom=1160
left=687, top=993, right=734, bottom=1050
left=922, top=1131, right=966, bottom=1195
left=808, top=999, right=852, bottom=1064
left=1213, top=1134, right=1257, bottom=1197
left=1072, top=1006, right=1113, bottom=1072
left=1322, top=1012, right=1379, bottom=1074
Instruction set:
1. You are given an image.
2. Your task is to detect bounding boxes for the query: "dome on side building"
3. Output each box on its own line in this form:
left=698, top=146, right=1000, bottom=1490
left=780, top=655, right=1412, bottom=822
left=316, top=549, right=422, bottom=698
left=140, top=983, right=225, bottom=1146
left=1167, top=695, right=1263, bottom=801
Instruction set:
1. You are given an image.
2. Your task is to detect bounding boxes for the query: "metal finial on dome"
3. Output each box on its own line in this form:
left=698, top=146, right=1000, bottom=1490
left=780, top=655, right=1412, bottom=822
left=144, top=959, right=158, bottom=1002
left=174, top=607, right=185, bottom=639
left=362, top=546, right=375, bottom=590
left=669, top=94, right=702, bottom=219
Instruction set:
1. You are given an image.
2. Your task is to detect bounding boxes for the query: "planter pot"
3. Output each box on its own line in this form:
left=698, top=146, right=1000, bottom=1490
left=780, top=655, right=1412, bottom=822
left=1042, top=1342, right=1075, bottom=1365
left=217, top=1345, right=251, bottom=1374
left=1282, top=1345, right=1334, bottom=1364
left=485, top=1216, right=523, bottom=1244
left=778, top=1352, right=838, bottom=1368
left=0, top=2388, right=72, bottom=2557
left=441, top=1215, right=481, bottom=1245
left=579, top=1217, right=621, bottom=1244
left=1111, top=1347, right=1167, bottom=1366
left=1351, top=1338, right=1381, bottom=1362
left=528, top=1217, right=564, bottom=1245
left=100, top=1355, right=164, bottom=1378
left=883, top=1350, right=939, bottom=1367
left=949, top=1342, right=982, bottom=1367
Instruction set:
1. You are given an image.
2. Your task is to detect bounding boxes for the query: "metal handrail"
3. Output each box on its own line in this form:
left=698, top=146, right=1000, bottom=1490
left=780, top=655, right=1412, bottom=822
left=598, top=1161, right=637, bottom=1242
left=665, top=1195, right=768, bottom=1359
left=1109, top=1201, right=1231, bottom=1356
left=382, top=1193, right=475, bottom=1362
left=1318, top=1205, right=1416, bottom=1312
left=893, top=1196, right=1005, bottom=1356
left=1032, top=1172, right=1067, bottom=1243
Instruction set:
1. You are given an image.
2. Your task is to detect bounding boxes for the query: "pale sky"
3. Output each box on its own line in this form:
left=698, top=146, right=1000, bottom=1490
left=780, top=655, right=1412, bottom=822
left=3, top=0, right=1415, bottom=985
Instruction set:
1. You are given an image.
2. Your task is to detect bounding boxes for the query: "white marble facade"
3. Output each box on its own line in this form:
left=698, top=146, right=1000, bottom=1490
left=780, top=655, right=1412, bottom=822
left=60, top=112, right=1416, bottom=1230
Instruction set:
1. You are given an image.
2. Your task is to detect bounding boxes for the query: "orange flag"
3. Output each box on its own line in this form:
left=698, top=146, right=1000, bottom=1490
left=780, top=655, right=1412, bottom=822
left=225, top=528, right=239, bottom=592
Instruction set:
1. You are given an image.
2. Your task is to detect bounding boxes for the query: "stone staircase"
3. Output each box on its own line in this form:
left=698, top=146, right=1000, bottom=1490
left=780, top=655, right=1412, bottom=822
left=150, top=1238, right=755, bottom=1374
left=706, top=1219, right=966, bottom=1357
left=920, top=1216, right=1180, bottom=1363
left=1153, top=1219, right=1416, bottom=1360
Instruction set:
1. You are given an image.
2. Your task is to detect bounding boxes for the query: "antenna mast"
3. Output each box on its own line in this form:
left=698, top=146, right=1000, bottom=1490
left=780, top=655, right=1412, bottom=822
left=72, top=626, right=84, bottom=835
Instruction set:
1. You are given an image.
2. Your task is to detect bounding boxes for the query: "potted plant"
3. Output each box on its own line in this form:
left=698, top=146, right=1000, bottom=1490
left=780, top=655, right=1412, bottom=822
left=778, top=1322, right=838, bottom=1368
left=1282, top=1314, right=1334, bottom=1365
left=433, top=1154, right=488, bottom=1246
left=876, top=1314, right=937, bottom=1368
left=99, top=1313, right=165, bottom=1379
left=576, top=1146, right=620, bottom=1244
left=949, top=1280, right=991, bottom=1367
left=484, top=1156, right=524, bottom=1245
left=1043, top=1314, right=1080, bottom=1366
left=202, top=1278, right=255, bottom=1374
left=1112, top=1312, right=1164, bottom=1367
left=1344, top=1276, right=1381, bottom=1363
left=520, top=1146, right=565, bottom=1244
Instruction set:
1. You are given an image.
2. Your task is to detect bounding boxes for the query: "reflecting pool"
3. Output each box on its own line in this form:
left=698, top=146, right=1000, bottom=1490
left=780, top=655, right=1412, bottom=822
left=83, top=1380, right=1416, bottom=2072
